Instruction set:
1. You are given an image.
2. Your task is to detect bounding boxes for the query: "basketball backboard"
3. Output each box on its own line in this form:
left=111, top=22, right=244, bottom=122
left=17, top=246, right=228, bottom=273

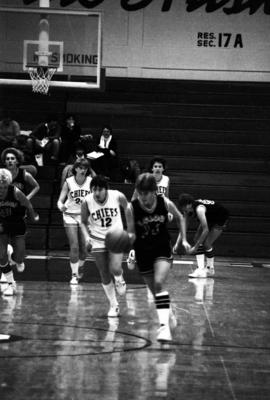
left=0, top=7, right=103, bottom=91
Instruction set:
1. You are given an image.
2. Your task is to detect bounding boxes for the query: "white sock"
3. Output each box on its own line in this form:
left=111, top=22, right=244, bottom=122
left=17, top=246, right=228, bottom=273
left=4, top=271, right=15, bottom=285
left=114, top=273, right=124, bottom=282
left=70, top=261, right=79, bottom=275
left=102, top=281, right=118, bottom=306
left=206, top=257, right=214, bottom=268
left=196, top=254, right=205, bottom=269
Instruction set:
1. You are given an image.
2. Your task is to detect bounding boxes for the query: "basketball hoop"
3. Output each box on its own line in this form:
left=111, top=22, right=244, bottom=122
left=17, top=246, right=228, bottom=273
left=28, top=66, right=56, bottom=95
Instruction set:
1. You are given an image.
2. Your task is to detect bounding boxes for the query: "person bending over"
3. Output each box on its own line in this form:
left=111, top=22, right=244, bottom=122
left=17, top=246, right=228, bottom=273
left=178, top=193, right=229, bottom=278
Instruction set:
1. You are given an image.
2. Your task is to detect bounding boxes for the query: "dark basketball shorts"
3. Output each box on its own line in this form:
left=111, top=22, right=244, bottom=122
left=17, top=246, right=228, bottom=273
left=208, top=209, right=229, bottom=230
left=135, top=245, right=173, bottom=275
left=1, top=218, right=27, bottom=236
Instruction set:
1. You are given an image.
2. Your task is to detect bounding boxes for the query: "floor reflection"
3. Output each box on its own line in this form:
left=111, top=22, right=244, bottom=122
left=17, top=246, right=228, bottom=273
left=0, top=261, right=269, bottom=400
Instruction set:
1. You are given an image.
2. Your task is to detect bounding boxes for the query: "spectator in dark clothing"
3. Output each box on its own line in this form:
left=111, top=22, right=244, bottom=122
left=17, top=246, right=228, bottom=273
left=26, top=114, right=61, bottom=165
left=59, top=114, right=82, bottom=163
left=0, top=112, right=20, bottom=152
left=92, top=125, right=119, bottom=181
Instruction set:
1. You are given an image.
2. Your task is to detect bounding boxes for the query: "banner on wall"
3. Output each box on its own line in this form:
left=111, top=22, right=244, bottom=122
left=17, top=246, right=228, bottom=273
left=1, top=0, right=269, bottom=81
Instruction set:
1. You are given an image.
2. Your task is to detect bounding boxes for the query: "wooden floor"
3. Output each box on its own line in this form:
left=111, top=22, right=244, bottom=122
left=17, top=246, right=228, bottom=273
left=0, top=255, right=270, bottom=400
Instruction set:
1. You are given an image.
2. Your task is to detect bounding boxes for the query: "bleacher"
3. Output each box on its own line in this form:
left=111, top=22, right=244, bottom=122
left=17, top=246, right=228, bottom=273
left=2, top=78, right=270, bottom=257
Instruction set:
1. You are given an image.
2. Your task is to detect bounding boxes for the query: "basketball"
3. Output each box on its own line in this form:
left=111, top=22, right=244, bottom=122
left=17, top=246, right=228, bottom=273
left=105, top=228, right=131, bottom=254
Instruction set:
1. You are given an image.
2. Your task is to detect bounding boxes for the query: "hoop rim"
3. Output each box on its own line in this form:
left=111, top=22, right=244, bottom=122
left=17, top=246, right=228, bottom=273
left=26, top=64, right=58, bottom=71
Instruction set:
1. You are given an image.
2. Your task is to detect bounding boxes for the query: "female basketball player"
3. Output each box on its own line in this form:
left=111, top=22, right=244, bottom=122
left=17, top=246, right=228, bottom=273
left=60, top=146, right=96, bottom=187
left=128, top=173, right=190, bottom=342
left=150, top=157, right=170, bottom=198
left=178, top=193, right=229, bottom=278
left=80, top=175, right=134, bottom=317
left=0, top=148, right=40, bottom=278
left=57, top=158, right=92, bottom=285
left=1, top=147, right=40, bottom=200
left=0, top=168, right=39, bottom=295
left=128, top=157, right=171, bottom=269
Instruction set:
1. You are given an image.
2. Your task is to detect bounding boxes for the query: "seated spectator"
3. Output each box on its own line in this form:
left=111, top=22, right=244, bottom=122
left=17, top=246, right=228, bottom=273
left=60, top=146, right=96, bottom=187
left=92, top=125, right=119, bottom=181
left=0, top=111, right=20, bottom=152
left=59, top=114, right=82, bottom=163
left=79, top=132, right=94, bottom=154
left=120, top=158, right=141, bottom=184
left=11, top=134, right=38, bottom=167
left=26, top=114, right=61, bottom=165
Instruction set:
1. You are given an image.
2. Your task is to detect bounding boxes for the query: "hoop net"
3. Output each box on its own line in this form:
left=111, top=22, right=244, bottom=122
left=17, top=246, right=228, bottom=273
left=28, top=66, right=56, bottom=95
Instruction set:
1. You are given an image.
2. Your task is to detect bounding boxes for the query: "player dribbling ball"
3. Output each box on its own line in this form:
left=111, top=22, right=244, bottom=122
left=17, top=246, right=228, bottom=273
left=105, top=227, right=132, bottom=254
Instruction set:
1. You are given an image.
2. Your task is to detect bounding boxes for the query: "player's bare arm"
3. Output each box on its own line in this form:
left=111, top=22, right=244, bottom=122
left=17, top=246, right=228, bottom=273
left=188, top=205, right=209, bottom=254
left=118, top=193, right=136, bottom=245
left=80, top=198, right=92, bottom=251
left=15, top=187, right=39, bottom=222
left=167, top=198, right=191, bottom=253
left=167, top=177, right=170, bottom=198
left=57, top=181, right=68, bottom=212
left=25, top=171, right=40, bottom=200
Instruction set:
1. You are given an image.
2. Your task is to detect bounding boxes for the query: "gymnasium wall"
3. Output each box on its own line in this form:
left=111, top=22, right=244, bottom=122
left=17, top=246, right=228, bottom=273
left=0, top=0, right=269, bottom=82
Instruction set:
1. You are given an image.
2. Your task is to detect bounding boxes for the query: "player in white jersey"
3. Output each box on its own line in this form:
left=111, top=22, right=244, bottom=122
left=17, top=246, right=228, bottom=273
left=57, top=159, right=92, bottom=285
left=131, top=157, right=170, bottom=200
left=81, top=175, right=134, bottom=317
left=150, top=157, right=170, bottom=198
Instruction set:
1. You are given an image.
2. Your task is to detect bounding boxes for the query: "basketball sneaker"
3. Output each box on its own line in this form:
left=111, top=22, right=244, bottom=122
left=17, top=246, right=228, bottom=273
left=107, top=305, right=120, bottom=317
left=70, top=274, right=79, bottom=285
left=157, top=324, right=172, bottom=342
left=188, top=268, right=207, bottom=278
left=16, top=262, right=25, bottom=273
left=114, top=276, right=126, bottom=296
left=126, top=249, right=136, bottom=270
left=3, top=283, right=17, bottom=296
left=206, top=266, right=215, bottom=276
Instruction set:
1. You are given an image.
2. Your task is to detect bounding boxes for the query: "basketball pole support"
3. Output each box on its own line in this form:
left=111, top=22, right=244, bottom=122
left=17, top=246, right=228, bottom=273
left=38, top=0, right=50, bottom=67
left=39, top=0, right=50, bottom=7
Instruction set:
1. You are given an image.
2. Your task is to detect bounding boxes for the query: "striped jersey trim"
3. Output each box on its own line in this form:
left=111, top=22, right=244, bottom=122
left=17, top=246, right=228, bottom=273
left=89, top=233, right=105, bottom=242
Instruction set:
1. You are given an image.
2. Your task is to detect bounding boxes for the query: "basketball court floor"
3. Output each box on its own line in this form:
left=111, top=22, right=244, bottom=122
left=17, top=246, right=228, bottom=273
left=0, top=254, right=269, bottom=400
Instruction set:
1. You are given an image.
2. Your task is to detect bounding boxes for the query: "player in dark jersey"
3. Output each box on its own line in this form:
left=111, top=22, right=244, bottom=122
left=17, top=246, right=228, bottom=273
left=1, top=148, right=40, bottom=201
left=178, top=193, right=229, bottom=278
left=0, top=169, right=39, bottom=295
left=129, top=173, right=190, bottom=342
left=127, top=157, right=171, bottom=269
left=0, top=148, right=40, bottom=278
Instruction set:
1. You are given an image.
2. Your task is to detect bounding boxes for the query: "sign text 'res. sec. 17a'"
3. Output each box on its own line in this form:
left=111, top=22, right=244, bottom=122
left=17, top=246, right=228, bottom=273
left=22, top=0, right=270, bottom=15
